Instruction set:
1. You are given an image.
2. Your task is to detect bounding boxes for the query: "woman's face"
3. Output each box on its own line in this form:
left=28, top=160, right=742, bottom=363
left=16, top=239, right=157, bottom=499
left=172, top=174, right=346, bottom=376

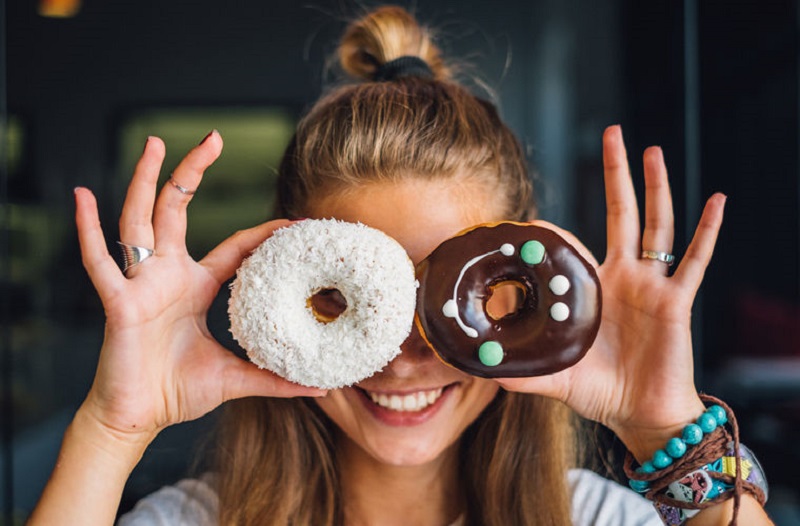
left=309, top=178, right=503, bottom=467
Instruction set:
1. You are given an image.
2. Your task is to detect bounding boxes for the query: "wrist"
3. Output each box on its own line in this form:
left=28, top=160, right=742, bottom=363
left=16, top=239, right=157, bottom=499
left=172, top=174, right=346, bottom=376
left=613, top=397, right=707, bottom=463
left=687, top=493, right=772, bottom=525
left=72, top=401, right=158, bottom=468
left=624, top=395, right=770, bottom=526
left=27, top=402, right=158, bottom=525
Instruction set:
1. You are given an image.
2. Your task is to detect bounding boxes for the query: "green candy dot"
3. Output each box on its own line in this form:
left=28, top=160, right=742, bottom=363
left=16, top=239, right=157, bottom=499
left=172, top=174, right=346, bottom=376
left=478, top=341, right=504, bottom=367
left=520, top=240, right=545, bottom=265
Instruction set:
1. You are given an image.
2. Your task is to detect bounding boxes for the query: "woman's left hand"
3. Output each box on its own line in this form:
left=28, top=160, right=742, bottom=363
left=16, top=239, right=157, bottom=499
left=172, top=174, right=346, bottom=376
left=498, top=125, right=725, bottom=461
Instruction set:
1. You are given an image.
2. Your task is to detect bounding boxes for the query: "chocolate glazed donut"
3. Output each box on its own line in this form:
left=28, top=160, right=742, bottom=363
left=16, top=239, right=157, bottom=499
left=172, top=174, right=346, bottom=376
left=415, top=222, right=602, bottom=377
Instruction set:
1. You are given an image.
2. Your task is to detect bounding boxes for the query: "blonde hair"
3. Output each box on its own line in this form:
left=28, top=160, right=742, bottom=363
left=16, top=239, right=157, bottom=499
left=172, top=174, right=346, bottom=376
left=276, top=6, right=535, bottom=221
left=216, top=6, right=574, bottom=525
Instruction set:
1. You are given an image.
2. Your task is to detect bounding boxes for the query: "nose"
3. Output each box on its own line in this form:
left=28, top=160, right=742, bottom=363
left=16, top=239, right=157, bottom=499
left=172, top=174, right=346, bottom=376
left=383, top=324, right=439, bottom=377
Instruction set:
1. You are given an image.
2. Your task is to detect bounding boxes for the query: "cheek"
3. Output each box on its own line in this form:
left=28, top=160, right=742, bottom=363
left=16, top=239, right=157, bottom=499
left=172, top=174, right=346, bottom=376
left=313, top=388, right=374, bottom=440
left=459, top=378, right=501, bottom=422
left=314, top=391, right=351, bottom=424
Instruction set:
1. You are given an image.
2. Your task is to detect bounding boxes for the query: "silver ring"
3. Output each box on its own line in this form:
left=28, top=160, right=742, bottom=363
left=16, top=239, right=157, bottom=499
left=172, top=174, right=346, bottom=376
left=641, top=250, right=675, bottom=266
left=168, top=175, right=196, bottom=195
left=117, top=241, right=155, bottom=274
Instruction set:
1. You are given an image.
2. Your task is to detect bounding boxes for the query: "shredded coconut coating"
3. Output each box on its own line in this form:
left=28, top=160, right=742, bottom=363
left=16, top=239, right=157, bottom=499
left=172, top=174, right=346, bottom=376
left=228, top=219, right=417, bottom=388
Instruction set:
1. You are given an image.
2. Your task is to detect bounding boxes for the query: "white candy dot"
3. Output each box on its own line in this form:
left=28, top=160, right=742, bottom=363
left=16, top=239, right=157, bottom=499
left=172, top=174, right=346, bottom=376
left=549, top=275, right=571, bottom=296
left=550, top=302, right=570, bottom=322
left=500, top=243, right=515, bottom=256
left=442, top=299, right=458, bottom=318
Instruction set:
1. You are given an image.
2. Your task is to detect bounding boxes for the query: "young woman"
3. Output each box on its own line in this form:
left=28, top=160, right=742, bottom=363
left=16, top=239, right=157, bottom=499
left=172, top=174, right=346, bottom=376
left=30, top=6, right=772, bottom=525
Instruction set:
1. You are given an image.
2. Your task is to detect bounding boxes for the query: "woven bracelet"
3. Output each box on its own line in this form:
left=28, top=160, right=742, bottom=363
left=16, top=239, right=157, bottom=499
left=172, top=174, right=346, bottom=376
left=624, top=394, right=768, bottom=526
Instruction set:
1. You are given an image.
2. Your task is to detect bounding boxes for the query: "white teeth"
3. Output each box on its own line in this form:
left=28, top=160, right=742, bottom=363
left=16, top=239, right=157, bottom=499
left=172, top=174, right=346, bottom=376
left=368, top=387, right=444, bottom=412
left=390, top=396, right=403, bottom=411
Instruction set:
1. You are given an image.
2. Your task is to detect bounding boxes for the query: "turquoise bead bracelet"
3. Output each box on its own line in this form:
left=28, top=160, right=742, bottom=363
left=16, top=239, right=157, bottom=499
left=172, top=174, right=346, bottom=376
left=624, top=395, right=769, bottom=526
left=628, top=404, right=728, bottom=493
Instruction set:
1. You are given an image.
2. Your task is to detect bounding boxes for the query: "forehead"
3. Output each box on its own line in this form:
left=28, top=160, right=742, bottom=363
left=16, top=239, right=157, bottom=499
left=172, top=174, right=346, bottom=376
left=306, top=179, right=505, bottom=264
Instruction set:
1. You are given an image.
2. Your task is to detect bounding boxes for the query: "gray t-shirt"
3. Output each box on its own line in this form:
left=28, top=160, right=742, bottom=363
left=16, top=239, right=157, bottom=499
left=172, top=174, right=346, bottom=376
left=117, top=469, right=661, bottom=525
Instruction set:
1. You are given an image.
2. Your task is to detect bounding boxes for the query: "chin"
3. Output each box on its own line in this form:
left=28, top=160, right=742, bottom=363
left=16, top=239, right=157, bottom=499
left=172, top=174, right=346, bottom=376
left=357, top=432, right=458, bottom=467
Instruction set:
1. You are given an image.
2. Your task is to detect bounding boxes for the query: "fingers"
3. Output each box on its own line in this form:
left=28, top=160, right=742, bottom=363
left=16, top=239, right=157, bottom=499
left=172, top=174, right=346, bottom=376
left=200, top=219, right=294, bottom=284
left=673, top=193, right=726, bottom=292
left=640, top=146, right=675, bottom=271
left=153, top=130, right=223, bottom=254
left=74, top=187, right=125, bottom=300
left=603, top=125, right=641, bottom=260
left=119, top=137, right=165, bottom=250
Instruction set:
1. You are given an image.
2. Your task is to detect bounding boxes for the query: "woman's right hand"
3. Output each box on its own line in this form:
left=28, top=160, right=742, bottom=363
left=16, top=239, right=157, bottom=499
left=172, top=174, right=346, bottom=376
left=75, top=131, right=325, bottom=445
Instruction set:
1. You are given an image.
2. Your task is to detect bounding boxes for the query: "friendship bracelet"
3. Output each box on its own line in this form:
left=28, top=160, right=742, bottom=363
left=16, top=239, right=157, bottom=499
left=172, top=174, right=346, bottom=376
left=623, top=395, right=768, bottom=526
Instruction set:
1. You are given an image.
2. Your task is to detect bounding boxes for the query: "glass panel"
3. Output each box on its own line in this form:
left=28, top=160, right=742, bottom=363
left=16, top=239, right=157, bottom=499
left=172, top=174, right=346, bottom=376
left=117, top=107, right=295, bottom=258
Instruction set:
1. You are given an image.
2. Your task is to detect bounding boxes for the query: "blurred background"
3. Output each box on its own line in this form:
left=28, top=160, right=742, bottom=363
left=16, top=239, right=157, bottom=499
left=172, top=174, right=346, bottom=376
left=2, top=0, right=799, bottom=523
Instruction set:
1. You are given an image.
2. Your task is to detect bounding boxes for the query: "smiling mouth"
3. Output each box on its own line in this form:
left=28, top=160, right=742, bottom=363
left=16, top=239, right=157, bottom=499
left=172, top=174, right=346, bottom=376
left=362, top=387, right=446, bottom=412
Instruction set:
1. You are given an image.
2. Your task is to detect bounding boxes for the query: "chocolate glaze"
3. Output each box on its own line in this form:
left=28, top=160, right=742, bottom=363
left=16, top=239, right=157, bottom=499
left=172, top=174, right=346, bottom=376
left=415, top=222, right=601, bottom=377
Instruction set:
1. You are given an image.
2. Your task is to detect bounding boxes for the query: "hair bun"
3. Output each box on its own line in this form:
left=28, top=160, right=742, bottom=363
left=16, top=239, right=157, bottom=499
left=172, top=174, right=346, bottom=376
left=338, top=6, right=450, bottom=81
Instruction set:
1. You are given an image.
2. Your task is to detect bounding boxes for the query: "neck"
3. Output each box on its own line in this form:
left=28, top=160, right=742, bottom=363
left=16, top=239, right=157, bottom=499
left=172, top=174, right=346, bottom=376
left=337, top=434, right=464, bottom=526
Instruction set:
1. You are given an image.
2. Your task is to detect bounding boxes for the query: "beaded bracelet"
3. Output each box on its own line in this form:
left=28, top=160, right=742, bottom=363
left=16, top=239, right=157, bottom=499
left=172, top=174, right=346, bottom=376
left=623, top=395, right=768, bottom=526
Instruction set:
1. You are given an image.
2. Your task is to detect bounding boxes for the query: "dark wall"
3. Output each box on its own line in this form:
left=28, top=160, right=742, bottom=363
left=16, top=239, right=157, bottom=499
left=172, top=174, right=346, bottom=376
left=623, top=3, right=800, bottom=522
left=699, top=0, right=800, bottom=327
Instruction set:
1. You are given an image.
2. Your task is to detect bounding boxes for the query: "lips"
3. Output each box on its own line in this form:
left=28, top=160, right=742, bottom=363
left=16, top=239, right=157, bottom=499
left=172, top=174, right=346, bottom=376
left=355, top=384, right=454, bottom=426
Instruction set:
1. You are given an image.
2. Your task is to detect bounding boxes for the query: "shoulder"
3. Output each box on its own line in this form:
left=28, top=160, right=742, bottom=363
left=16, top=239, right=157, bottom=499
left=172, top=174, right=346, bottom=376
left=116, top=473, right=219, bottom=526
left=569, top=469, right=662, bottom=526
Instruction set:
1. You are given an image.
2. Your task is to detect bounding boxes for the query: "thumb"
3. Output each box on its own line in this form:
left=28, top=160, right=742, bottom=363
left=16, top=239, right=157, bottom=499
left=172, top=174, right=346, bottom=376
left=494, top=372, right=569, bottom=402
left=219, top=356, right=328, bottom=401
left=528, top=219, right=600, bottom=268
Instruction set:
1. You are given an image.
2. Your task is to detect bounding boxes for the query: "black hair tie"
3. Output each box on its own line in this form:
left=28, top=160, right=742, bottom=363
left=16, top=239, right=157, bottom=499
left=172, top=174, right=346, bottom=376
left=373, top=56, right=434, bottom=82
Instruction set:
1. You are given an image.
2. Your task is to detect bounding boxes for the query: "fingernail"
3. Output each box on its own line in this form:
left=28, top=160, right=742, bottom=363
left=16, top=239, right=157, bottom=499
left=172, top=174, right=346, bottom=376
left=198, top=130, right=216, bottom=145
left=142, top=136, right=151, bottom=153
left=651, top=146, right=664, bottom=162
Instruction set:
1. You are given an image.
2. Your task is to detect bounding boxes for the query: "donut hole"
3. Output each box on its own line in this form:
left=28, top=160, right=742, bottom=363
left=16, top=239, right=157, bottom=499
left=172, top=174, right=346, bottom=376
left=308, top=288, right=348, bottom=323
left=486, top=281, right=527, bottom=320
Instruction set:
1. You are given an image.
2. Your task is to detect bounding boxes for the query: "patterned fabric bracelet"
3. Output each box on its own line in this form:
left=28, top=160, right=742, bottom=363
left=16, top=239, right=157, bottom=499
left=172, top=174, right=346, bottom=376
left=624, top=395, right=769, bottom=526
left=652, top=442, right=768, bottom=526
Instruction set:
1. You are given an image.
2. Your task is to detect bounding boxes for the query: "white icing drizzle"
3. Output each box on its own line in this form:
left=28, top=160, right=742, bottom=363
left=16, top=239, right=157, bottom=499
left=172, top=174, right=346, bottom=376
left=442, top=245, right=513, bottom=338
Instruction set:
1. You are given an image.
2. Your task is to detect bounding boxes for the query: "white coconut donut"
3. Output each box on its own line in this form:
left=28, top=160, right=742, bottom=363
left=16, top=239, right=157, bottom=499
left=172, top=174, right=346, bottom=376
left=228, top=219, right=417, bottom=389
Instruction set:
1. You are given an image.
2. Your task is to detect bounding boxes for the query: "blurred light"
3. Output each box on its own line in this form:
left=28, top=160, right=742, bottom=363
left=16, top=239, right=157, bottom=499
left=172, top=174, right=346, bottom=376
left=38, top=0, right=81, bottom=18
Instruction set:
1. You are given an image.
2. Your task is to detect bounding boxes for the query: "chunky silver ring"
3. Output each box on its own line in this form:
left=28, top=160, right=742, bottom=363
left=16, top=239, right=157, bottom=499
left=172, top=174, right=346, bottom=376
left=641, top=250, right=675, bottom=266
left=118, top=241, right=155, bottom=274
left=168, top=175, right=196, bottom=195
